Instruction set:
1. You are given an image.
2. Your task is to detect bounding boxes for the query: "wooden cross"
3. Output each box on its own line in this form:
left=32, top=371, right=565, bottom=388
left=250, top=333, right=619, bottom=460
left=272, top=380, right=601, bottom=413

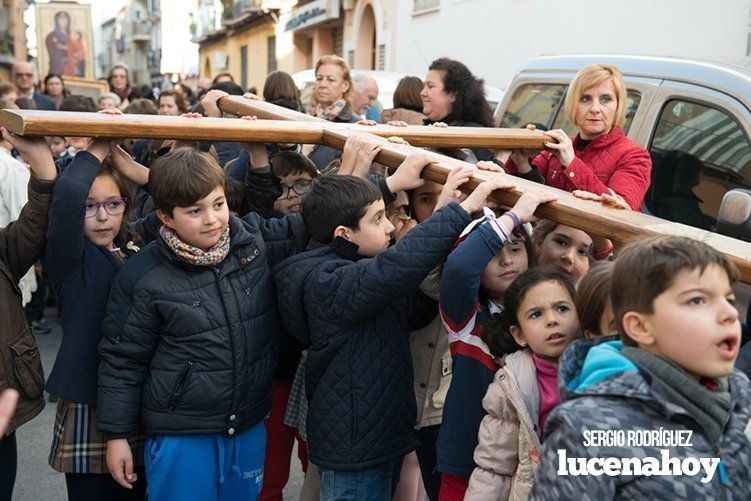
left=2, top=102, right=750, bottom=282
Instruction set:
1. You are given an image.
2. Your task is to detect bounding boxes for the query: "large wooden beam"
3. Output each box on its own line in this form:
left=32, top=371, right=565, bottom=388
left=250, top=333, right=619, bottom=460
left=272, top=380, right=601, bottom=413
left=0, top=108, right=548, bottom=149
left=1, top=104, right=750, bottom=282
left=0, top=109, right=325, bottom=144
left=217, top=96, right=751, bottom=283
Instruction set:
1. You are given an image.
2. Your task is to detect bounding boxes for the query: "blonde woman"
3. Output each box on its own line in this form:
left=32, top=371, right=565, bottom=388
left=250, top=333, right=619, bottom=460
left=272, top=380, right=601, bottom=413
left=505, top=63, right=651, bottom=210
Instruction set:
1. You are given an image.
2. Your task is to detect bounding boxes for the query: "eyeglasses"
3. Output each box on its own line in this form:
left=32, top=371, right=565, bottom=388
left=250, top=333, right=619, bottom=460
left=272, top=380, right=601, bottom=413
left=85, top=198, right=128, bottom=218
left=281, top=179, right=312, bottom=200
left=14, top=73, right=33, bottom=78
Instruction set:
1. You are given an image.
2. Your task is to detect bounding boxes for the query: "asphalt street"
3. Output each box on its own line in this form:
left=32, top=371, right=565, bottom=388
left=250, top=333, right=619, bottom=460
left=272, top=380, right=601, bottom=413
left=12, top=309, right=304, bottom=500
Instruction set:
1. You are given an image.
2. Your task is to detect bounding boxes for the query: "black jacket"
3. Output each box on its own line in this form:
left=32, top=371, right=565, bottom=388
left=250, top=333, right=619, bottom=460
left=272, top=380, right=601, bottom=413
left=274, top=202, right=471, bottom=470
left=97, top=213, right=304, bottom=437
left=33, top=92, right=56, bottom=111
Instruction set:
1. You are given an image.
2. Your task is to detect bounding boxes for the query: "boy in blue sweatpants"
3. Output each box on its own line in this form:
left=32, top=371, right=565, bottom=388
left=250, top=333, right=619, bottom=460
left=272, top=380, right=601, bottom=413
left=96, top=146, right=306, bottom=500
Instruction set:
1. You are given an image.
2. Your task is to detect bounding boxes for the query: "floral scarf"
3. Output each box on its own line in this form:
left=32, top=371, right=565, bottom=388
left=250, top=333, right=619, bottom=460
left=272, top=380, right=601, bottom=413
left=159, top=224, right=230, bottom=266
left=315, top=99, right=348, bottom=121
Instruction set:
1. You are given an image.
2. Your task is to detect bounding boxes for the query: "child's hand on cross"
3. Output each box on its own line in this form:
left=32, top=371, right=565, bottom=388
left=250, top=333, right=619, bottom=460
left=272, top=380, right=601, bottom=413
left=239, top=115, right=270, bottom=169
left=459, top=177, right=517, bottom=214
left=386, top=150, right=438, bottom=193
left=434, top=166, right=473, bottom=211
left=201, top=89, right=229, bottom=118
left=339, top=133, right=382, bottom=178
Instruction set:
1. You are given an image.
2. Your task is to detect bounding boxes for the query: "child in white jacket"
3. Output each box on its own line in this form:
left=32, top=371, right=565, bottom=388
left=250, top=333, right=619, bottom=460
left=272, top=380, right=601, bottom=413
left=466, top=267, right=578, bottom=500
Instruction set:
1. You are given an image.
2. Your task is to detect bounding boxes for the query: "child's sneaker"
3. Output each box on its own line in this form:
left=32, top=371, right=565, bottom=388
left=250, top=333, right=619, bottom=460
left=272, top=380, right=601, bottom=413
left=30, top=319, right=51, bottom=335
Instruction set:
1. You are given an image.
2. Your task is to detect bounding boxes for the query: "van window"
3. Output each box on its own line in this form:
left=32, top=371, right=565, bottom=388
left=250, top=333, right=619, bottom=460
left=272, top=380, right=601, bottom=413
left=500, top=84, right=566, bottom=130
left=551, top=90, right=641, bottom=135
left=645, top=99, right=751, bottom=230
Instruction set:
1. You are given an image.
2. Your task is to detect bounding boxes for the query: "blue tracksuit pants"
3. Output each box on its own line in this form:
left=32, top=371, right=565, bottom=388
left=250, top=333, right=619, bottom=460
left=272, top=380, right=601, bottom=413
left=144, top=421, right=265, bottom=501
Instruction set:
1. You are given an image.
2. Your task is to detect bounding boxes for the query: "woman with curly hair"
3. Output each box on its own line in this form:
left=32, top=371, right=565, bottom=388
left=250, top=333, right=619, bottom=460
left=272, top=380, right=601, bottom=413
left=420, top=58, right=495, bottom=161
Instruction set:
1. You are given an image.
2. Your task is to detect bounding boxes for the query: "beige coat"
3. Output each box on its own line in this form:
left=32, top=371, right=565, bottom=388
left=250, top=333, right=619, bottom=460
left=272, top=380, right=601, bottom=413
left=410, top=265, right=452, bottom=428
left=410, top=316, right=452, bottom=428
left=380, top=108, right=426, bottom=126
left=466, top=349, right=542, bottom=501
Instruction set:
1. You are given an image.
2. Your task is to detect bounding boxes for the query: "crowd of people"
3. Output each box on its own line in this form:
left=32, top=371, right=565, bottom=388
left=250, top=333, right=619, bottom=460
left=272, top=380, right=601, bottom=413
left=0, top=53, right=750, bottom=501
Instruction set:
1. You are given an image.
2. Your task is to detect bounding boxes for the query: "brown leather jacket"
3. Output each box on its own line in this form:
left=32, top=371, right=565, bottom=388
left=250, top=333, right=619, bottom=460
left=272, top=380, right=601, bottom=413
left=0, top=176, right=53, bottom=434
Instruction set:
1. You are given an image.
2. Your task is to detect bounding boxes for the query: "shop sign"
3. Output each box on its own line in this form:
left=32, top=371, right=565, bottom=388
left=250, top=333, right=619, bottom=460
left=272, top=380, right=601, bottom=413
left=284, top=0, right=340, bottom=31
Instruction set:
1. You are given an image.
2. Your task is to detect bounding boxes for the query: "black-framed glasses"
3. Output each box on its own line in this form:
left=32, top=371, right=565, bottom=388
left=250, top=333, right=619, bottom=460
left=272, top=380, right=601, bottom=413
left=85, top=198, right=128, bottom=218
left=281, top=179, right=312, bottom=200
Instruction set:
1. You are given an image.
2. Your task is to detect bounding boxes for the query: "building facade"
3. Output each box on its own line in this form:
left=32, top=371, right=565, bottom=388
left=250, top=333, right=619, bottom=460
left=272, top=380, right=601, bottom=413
left=391, top=0, right=750, bottom=89
left=196, top=0, right=279, bottom=91
left=0, top=0, right=31, bottom=81
left=98, top=0, right=152, bottom=84
left=196, top=0, right=401, bottom=90
left=197, top=0, right=750, bottom=94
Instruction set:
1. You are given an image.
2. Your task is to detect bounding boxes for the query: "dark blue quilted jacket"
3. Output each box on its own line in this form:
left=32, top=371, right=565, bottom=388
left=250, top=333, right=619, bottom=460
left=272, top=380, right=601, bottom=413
left=274, top=202, right=471, bottom=470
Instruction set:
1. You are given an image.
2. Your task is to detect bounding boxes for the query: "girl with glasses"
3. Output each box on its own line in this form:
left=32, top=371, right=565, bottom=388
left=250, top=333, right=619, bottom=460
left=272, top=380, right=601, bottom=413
left=43, top=132, right=150, bottom=500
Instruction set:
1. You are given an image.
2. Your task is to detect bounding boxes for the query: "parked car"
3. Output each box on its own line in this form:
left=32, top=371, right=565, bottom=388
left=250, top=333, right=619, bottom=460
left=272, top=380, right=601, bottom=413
left=495, top=54, right=751, bottom=309
left=292, top=69, right=504, bottom=116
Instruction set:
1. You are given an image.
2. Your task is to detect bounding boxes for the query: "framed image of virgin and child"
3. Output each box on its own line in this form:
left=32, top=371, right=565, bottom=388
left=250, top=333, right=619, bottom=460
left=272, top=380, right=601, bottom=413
left=35, top=2, right=94, bottom=80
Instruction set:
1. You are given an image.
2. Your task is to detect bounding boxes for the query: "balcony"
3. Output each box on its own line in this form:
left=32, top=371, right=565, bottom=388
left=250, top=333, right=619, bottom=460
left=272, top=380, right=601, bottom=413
left=131, top=20, right=152, bottom=43
left=0, top=30, right=15, bottom=68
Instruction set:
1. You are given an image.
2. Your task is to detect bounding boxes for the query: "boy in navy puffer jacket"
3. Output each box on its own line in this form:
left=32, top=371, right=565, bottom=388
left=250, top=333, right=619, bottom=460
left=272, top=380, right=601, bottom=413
left=274, top=156, right=522, bottom=500
left=97, top=146, right=307, bottom=501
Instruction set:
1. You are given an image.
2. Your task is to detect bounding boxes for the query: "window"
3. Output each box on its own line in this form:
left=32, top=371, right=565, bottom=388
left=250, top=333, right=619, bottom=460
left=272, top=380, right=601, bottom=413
left=267, top=36, right=277, bottom=73
left=500, top=84, right=566, bottom=130
left=240, top=45, right=248, bottom=91
left=377, top=44, right=386, bottom=71
left=332, top=28, right=343, bottom=57
left=645, top=99, right=751, bottom=230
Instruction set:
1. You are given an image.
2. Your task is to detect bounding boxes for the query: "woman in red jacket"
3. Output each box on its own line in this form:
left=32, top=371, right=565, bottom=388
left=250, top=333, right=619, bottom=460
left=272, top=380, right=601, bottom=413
left=506, top=63, right=652, bottom=210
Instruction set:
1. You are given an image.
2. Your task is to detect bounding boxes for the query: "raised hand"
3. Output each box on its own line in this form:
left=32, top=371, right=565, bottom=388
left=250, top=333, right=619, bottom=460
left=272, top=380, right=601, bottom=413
left=339, top=133, right=383, bottom=177
left=0, top=127, right=56, bottom=180
left=201, top=89, right=229, bottom=118
left=573, top=189, right=630, bottom=210
left=386, top=150, right=438, bottom=193
left=510, top=189, right=558, bottom=223
left=543, top=129, right=574, bottom=167
left=434, top=166, right=473, bottom=211
left=475, top=160, right=504, bottom=174
left=459, top=177, right=517, bottom=214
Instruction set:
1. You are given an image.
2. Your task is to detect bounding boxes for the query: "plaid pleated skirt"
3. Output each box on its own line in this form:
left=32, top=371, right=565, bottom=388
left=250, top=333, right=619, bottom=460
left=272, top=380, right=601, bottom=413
left=48, top=399, right=146, bottom=474
left=283, top=351, right=309, bottom=441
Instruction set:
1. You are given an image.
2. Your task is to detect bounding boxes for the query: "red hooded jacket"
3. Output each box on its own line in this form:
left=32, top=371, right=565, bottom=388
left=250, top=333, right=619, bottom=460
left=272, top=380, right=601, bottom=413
left=506, top=125, right=652, bottom=210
